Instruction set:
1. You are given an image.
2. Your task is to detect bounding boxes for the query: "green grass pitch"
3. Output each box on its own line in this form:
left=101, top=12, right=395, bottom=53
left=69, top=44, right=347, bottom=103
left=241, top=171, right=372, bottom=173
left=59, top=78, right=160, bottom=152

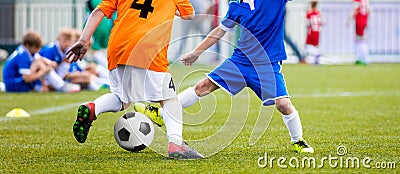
left=0, top=64, right=399, bottom=173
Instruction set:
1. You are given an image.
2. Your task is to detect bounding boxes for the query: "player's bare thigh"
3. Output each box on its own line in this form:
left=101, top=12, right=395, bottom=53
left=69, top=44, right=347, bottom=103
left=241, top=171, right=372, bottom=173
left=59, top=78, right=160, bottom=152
left=65, top=71, right=95, bottom=84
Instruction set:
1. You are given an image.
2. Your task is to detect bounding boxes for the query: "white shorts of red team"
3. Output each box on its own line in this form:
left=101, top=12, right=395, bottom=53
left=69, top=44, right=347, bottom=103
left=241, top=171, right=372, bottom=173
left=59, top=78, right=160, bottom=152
left=109, top=65, right=177, bottom=104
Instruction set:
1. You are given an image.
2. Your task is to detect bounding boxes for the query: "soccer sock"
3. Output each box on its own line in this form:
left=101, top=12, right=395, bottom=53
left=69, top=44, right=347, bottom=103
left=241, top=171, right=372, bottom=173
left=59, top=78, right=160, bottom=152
left=361, top=41, right=369, bottom=62
left=162, top=98, right=183, bottom=145
left=93, top=93, right=122, bottom=116
left=282, top=108, right=303, bottom=142
left=315, top=54, right=320, bottom=64
left=355, top=40, right=364, bottom=61
left=45, top=69, right=65, bottom=90
left=178, top=87, right=200, bottom=108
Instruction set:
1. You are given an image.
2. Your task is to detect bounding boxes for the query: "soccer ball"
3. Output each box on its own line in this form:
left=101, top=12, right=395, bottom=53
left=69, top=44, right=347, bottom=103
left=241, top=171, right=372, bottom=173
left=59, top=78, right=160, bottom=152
left=114, top=112, right=154, bottom=152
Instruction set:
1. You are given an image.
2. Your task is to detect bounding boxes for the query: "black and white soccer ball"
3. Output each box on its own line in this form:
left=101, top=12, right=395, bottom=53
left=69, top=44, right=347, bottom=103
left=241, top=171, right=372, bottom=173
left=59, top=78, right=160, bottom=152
left=114, top=112, right=154, bottom=152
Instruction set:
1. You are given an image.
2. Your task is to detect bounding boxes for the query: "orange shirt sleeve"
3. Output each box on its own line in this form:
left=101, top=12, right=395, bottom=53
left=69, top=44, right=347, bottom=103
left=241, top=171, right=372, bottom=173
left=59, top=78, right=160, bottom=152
left=97, top=0, right=117, bottom=19
left=174, top=0, right=194, bottom=17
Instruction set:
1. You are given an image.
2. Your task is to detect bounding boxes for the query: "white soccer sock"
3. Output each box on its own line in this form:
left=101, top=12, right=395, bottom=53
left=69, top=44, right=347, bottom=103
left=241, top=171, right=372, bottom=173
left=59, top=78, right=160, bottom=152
left=45, top=69, right=65, bottom=90
left=355, top=40, right=367, bottom=62
left=282, top=108, right=303, bottom=142
left=93, top=93, right=122, bottom=116
left=162, top=99, right=183, bottom=145
left=361, top=41, right=369, bottom=62
left=178, top=87, right=200, bottom=108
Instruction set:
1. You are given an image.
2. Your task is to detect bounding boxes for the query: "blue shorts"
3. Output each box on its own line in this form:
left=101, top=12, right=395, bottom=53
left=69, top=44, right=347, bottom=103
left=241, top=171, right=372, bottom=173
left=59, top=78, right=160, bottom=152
left=207, top=59, right=289, bottom=106
left=5, top=80, right=42, bottom=92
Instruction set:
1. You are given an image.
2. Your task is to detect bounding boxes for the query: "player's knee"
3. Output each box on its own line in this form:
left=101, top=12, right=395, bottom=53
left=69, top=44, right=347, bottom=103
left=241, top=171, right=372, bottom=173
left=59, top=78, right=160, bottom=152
left=275, top=98, right=293, bottom=115
left=194, top=78, right=217, bottom=97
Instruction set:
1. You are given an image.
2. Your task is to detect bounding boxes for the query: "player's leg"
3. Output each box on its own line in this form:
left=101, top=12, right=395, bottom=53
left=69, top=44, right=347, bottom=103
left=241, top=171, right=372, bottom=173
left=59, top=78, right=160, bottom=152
left=133, top=78, right=219, bottom=126
left=305, top=44, right=320, bottom=65
left=30, top=58, right=79, bottom=92
left=180, top=58, right=246, bottom=108
left=361, top=39, right=369, bottom=63
left=72, top=67, right=126, bottom=143
left=355, top=22, right=368, bottom=65
left=355, top=38, right=368, bottom=65
left=275, top=97, right=301, bottom=140
left=355, top=39, right=368, bottom=65
left=179, top=78, right=219, bottom=108
left=275, top=97, right=313, bottom=153
left=250, top=62, right=313, bottom=153
left=30, top=58, right=51, bottom=92
left=272, top=61, right=314, bottom=153
left=45, top=69, right=81, bottom=93
left=135, top=58, right=245, bottom=125
left=158, top=97, right=203, bottom=159
left=72, top=93, right=125, bottom=143
left=135, top=67, right=203, bottom=159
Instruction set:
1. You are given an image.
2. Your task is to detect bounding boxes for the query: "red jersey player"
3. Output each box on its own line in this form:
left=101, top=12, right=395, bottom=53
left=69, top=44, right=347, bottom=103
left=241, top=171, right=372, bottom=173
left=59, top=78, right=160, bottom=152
left=350, top=0, right=370, bottom=65
left=305, top=0, right=322, bottom=64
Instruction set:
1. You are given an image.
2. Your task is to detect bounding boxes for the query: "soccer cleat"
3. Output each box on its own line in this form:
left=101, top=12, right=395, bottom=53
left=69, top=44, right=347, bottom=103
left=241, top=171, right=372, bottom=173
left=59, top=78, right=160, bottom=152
left=168, top=141, right=204, bottom=160
left=292, top=138, right=314, bottom=153
left=72, top=102, right=97, bottom=143
left=355, top=60, right=367, bottom=66
left=299, top=59, right=308, bottom=64
left=133, top=103, right=164, bottom=127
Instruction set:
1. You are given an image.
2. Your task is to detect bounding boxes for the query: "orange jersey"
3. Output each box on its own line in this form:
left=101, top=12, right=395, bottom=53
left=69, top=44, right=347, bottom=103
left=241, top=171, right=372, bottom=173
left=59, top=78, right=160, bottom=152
left=98, top=0, right=194, bottom=72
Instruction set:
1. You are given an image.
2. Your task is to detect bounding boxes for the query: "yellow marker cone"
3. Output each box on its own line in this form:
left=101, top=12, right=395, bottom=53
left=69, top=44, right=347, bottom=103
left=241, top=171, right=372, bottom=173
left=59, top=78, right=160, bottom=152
left=6, top=108, right=30, bottom=117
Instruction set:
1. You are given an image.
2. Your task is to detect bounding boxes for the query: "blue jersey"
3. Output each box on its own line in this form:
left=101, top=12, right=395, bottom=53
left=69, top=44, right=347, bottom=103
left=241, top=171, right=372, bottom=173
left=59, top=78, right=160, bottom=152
left=2, top=45, right=34, bottom=84
left=2, top=45, right=42, bottom=92
left=39, top=41, right=65, bottom=64
left=220, top=0, right=289, bottom=64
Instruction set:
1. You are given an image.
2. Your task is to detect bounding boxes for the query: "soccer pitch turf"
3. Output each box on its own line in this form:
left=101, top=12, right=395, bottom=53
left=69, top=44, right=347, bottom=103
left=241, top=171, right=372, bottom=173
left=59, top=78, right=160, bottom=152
left=0, top=64, right=399, bottom=173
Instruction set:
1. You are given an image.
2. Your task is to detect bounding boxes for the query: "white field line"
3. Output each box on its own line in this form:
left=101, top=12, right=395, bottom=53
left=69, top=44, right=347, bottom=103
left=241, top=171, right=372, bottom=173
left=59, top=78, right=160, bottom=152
left=29, top=102, right=82, bottom=115
left=0, top=102, right=82, bottom=122
left=1, top=90, right=399, bottom=122
left=291, top=91, right=400, bottom=98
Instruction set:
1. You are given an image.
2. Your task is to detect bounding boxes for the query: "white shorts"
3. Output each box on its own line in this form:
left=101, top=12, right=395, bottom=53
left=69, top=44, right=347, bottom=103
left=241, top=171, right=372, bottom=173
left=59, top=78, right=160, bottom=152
left=56, top=61, right=71, bottom=79
left=109, top=65, right=177, bottom=104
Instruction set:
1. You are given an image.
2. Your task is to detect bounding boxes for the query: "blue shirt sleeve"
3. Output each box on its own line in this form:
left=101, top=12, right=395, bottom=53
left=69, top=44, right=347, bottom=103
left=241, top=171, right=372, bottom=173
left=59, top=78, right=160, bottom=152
left=220, top=2, right=237, bottom=32
left=39, top=45, right=63, bottom=64
left=17, top=52, right=32, bottom=75
left=38, top=47, right=53, bottom=61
